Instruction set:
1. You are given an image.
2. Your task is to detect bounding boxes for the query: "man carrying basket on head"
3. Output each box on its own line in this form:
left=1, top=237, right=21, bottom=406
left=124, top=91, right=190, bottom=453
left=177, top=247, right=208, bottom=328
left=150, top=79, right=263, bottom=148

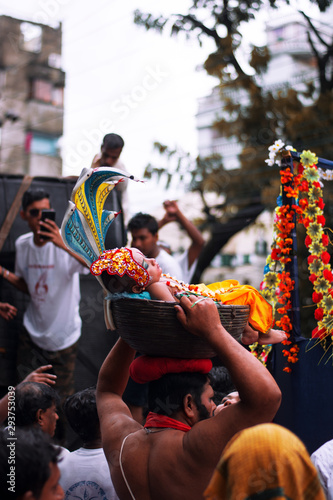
left=61, top=166, right=282, bottom=500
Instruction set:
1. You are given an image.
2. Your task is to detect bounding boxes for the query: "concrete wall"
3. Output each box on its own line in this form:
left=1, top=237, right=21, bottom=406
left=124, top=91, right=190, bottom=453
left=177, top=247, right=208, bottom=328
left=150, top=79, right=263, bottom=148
left=0, top=15, right=64, bottom=177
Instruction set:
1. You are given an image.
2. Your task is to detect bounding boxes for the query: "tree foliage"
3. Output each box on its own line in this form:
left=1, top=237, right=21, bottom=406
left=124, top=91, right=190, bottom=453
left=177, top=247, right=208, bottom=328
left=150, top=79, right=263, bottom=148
left=134, top=0, right=333, bottom=280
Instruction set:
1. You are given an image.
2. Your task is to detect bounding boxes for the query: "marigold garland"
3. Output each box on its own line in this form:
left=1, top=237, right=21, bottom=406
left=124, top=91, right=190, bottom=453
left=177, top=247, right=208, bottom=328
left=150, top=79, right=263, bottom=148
left=260, top=141, right=333, bottom=372
left=259, top=182, right=298, bottom=372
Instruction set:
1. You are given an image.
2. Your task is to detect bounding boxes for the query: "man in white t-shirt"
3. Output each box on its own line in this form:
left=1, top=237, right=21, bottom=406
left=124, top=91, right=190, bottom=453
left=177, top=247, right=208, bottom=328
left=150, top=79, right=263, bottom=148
left=311, top=439, right=333, bottom=499
left=0, top=188, right=88, bottom=419
left=127, top=212, right=184, bottom=280
left=59, top=387, right=119, bottom=500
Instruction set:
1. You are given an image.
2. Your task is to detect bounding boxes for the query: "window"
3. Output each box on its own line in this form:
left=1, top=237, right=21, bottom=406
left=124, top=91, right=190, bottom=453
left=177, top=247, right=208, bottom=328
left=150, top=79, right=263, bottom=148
left=30, top=80, right=64, bottom=106
left=273, top=27, right=284, bottom=42
left=20, top=22, right=42, bottom=53
left=31, top=80, right=52, bottom=102
left=243, top=255, right=251, bottom=264
left=221, top=254, right=235, bottom=267
left=255, top=240, right=268, bottom=256
left=25, top=132, right=60, bottom=157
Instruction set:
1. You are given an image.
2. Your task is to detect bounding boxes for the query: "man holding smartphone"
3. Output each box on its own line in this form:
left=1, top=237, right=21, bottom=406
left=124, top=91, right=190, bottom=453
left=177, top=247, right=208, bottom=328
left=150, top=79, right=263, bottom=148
left=0, top=188, right=88, bottom=441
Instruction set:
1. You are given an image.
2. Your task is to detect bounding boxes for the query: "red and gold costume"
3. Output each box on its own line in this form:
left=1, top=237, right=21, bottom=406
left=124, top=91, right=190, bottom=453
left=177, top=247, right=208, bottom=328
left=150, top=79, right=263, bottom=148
left=162, top=276, right=273, bottom=334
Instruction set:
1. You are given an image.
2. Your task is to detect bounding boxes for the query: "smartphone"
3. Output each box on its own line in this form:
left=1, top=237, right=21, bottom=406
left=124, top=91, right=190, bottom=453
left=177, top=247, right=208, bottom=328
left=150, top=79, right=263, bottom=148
left=40, top=209, right=56, bottom=240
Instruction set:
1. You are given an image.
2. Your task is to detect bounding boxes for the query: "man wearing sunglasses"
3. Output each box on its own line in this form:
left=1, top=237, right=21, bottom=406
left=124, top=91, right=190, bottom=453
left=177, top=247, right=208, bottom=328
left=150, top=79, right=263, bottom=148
left=0, top=188, right=88, bottom=441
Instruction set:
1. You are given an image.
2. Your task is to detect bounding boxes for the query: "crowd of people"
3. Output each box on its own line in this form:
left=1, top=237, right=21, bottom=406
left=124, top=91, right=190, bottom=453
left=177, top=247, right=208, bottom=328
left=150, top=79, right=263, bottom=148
left=0, top=133, right=332, bottom=499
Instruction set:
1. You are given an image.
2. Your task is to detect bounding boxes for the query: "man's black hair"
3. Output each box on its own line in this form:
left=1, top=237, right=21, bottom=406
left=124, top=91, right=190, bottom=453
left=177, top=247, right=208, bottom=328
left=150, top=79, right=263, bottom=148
left=15, top=381, right=60, bottom=427
left=127, top=212, right=159, bottom=236
left=148, top=372, right=210, bottom=417
left=22, top=188, right=50, bottom=211
left=210, top=366, right=236, bottom=405
left=64, top=387, right=100, bottom=444
left=0, top=426, right=60, bottom=500
left=102, top=133, right=124, bottom=150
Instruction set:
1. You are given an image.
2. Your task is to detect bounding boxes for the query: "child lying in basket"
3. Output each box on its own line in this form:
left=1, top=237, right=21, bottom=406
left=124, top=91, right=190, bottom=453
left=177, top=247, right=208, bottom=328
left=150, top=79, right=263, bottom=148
left=91, top=247, right=287, bottom=346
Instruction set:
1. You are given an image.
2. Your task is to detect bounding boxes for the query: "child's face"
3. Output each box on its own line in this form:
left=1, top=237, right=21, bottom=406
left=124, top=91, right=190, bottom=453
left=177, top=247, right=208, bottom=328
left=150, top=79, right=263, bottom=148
left=131, top=248, right=162, bottom=285
left=220, top=391, right=240, bottom=407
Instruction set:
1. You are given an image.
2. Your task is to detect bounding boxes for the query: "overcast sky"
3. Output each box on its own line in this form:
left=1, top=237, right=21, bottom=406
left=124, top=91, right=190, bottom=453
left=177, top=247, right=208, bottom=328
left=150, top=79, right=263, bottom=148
left=0, top=0, right=327, bottom=214
left=0, top=0, right=217, bottom=213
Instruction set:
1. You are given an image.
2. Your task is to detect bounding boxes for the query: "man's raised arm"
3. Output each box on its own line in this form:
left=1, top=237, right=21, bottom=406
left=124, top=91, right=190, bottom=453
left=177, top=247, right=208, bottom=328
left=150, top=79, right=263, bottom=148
left=96, top=338, right=141, bottom=452
left=176, top=295, right=281, bottom=460
left=97, top=338, right=136, bottom=399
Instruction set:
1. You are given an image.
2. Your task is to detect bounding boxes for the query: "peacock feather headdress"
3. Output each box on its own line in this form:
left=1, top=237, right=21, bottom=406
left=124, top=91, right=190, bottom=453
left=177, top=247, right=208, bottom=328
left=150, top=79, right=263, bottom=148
left=61, top=166, right=139, bottom=267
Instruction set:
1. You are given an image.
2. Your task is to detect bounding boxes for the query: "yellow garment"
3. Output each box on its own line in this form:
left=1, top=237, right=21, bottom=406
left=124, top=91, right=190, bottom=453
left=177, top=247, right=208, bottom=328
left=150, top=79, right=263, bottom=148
left=193, top=280, right=273, bottom=334
left=204, top=423, right=326, bottom=500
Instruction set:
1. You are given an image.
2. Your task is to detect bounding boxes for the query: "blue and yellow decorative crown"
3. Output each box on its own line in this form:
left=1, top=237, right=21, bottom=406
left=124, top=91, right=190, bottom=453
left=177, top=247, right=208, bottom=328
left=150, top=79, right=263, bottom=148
left=61, top=166, right=139, bottom=267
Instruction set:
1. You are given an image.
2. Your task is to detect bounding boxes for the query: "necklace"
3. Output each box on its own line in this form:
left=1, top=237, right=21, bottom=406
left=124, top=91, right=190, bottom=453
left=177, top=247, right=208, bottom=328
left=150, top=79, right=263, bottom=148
left=161, top=273, right=187, bottom=288
left=144, top=428, right=174, bottom=434
left=161, top=273, right=219, bottom=301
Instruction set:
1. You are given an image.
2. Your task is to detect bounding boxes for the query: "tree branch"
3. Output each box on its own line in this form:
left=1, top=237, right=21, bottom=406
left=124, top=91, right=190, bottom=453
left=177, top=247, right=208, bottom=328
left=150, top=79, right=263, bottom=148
left=299, top=10, right=331, bottom=48
left=192, top=203, right=265, bottom=282
left=177, top=13, right=221, bottom=44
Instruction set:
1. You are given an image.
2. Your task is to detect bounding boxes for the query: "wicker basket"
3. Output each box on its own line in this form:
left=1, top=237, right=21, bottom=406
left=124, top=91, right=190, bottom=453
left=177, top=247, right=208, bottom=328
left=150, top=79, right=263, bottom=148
left=110, top=298, right=250, bottom=358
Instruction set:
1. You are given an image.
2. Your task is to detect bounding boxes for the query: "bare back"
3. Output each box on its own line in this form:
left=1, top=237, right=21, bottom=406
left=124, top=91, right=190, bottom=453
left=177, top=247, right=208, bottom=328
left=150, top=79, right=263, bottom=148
left=108, top=427, right=225, bottom=500
left=102, top=399, right=256, bottom=500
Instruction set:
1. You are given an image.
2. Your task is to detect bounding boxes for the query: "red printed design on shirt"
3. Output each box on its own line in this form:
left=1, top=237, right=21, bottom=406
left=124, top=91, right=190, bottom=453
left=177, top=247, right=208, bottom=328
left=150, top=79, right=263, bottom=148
left=34, top=271, right=48, bottom=298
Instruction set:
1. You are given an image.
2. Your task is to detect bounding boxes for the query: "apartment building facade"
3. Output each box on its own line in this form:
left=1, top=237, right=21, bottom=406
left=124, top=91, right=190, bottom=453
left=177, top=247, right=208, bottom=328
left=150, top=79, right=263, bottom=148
left=0, top=15, right=65, bottom=176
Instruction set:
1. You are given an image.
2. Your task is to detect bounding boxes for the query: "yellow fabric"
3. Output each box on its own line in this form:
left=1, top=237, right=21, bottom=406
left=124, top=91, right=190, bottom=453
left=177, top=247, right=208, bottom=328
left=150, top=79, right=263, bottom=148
left=194, top=280, right=273, bottom=334
left=204, top=423, right=326, bottom=500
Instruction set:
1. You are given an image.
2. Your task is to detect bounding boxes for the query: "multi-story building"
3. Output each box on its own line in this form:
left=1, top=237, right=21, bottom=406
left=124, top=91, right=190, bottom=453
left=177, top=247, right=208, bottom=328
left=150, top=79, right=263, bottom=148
left=0, top=15, right=65, bottom=176
left=196, top=12, right=327, bottom=161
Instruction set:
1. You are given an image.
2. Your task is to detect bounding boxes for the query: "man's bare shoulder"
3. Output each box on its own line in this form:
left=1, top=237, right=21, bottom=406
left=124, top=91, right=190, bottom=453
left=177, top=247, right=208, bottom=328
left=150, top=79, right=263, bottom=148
left=114, top=429, right=217, bottom=500
left=91, top=153, right=101, bottom=168
left=98, top=392, right=142, bottom=451
left=183, top=405, right=250, bottom=466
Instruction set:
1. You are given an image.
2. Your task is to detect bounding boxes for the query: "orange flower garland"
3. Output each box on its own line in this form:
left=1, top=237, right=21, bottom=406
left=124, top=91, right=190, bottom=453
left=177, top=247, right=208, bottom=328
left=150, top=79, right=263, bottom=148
left=260, top=165, right=299, bottom=372
left=261, top=143, right=332, bottom=371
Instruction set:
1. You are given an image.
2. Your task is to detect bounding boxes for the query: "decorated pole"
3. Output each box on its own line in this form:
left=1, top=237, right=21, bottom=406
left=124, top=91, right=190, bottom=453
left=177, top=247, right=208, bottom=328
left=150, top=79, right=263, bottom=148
left=261, top=142, right=333, bottom=371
